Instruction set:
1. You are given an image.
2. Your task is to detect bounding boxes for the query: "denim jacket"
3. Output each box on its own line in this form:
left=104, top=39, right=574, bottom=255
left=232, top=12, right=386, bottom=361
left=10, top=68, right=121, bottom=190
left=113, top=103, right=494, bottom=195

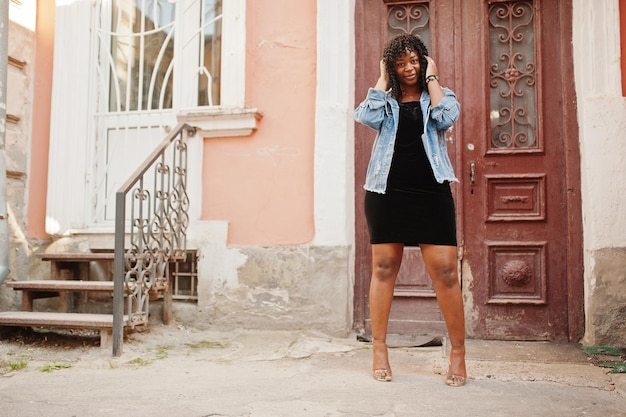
left=354, top=87, right=460, bottom=193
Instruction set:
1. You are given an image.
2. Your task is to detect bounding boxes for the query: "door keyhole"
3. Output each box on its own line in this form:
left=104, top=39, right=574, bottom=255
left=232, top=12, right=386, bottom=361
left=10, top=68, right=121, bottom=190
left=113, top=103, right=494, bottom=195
left=469, top=161, right=476, bottom=195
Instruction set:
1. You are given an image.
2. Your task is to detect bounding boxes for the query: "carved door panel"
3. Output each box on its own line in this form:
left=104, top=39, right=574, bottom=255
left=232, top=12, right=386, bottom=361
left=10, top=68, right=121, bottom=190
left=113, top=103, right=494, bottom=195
left=354, top=0, right=583, bottom=341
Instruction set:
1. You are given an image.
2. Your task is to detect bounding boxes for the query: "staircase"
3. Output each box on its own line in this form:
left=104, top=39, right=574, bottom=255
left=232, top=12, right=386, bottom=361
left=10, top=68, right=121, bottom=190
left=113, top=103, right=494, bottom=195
left=0, top=124, right=195, bottom=355
left=0, top=252, right=172, bottom=348
left=0, top=252, right=130, bottom=348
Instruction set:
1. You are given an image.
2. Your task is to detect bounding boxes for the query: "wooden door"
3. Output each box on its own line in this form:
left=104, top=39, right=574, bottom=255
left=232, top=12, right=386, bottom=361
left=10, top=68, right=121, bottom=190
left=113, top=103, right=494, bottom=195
left=353, top=0, right=583, bottom=341
left=354, top=0, right=457, bottom=337
left=459, top=0, right=583, bottom=341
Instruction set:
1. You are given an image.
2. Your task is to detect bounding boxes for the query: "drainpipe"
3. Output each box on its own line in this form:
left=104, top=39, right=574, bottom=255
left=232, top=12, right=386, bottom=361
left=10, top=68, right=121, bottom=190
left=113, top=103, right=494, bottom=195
left=0, top=0, right=11, bottom=284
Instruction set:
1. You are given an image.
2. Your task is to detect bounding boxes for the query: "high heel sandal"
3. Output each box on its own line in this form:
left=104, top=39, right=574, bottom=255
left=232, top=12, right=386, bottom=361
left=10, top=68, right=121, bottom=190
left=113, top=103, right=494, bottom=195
left=372, top=341, right=393, bottom=382
left=445, top=345, right=467, bottom=387
left=373, top=368, right=393, bottom=382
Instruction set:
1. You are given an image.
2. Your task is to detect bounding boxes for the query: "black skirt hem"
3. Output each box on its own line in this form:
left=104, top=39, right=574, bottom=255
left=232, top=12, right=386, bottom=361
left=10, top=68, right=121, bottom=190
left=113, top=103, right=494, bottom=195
left=364, top=188, right=457, bottom=247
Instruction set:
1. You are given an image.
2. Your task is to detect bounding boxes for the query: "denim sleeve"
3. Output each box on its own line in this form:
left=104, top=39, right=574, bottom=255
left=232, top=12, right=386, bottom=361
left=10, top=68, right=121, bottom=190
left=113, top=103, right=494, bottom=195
left=429, top=87, right=460, bottom=130
left=354, top=88, right=389, bottom=131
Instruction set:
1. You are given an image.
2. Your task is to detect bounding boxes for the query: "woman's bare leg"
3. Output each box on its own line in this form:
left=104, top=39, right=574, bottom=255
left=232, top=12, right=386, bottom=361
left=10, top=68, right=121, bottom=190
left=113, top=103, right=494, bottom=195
left=369, top=243, right=404, bottom=381
left=420, top=244, right=466, bottom=386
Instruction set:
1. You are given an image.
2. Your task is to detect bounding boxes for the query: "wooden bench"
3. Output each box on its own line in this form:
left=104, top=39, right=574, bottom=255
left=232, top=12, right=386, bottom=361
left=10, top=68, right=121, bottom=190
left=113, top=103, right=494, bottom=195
left=0, top=311, right=130, bottom=348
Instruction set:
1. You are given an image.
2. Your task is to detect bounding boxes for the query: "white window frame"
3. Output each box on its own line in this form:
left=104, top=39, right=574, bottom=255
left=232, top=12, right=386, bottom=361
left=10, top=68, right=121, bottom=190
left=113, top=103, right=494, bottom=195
left=177, top=0, right=260, bottom=137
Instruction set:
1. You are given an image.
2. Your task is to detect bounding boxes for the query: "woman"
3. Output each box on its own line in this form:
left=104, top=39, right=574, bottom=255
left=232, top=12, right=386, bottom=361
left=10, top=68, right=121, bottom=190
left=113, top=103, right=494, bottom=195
left=354, top=33, right=466, bottom=387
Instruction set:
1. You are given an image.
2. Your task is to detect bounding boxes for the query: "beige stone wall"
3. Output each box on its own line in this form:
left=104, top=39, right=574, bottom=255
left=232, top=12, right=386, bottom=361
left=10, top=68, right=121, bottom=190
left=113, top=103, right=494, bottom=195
left=0, top=20, right=43, bottom=309
left=585, top=248, right=626, bottom=346
left=7, top=21, right=32, bottom=232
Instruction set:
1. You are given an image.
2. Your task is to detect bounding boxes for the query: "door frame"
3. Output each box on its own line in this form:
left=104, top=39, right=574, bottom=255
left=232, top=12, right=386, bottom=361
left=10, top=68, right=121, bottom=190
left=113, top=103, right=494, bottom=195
left=353, top=0, right=584, bottom=341
left=549, top=0, right=583, bottom=341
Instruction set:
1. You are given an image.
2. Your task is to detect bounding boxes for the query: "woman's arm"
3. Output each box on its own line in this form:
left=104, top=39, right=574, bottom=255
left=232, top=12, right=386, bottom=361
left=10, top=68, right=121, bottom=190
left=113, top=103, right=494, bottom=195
left=423, top=56, right=459, bottom=129
left=354, top=60, right=392, bottom=131
left=430, top=88, right=460, bottom=130
left=425, top=56, right=444, bottom=106
left=374, top=59, right=389, bottom=91
left=354, top=89, right=388, bottom=130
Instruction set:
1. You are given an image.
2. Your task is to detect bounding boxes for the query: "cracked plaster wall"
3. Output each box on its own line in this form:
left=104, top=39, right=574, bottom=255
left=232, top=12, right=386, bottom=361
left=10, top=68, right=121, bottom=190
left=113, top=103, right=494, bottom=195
left=584, top=248, right=626, bottom=346
left=573, top=0, right=626, bottom=346
left=179, top=222, right=352, bottom=336
left=0, top=20, right=37, bottom=309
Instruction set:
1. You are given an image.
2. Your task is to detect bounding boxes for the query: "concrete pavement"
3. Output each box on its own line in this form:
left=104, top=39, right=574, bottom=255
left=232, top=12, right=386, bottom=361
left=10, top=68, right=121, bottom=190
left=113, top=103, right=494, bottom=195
left=1, top=324, right=625, bottom=417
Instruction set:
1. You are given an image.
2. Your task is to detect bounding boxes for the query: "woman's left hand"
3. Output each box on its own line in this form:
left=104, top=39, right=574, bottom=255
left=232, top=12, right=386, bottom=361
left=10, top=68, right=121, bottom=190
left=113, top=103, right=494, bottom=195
left=425, top=56, right=438, bottom=78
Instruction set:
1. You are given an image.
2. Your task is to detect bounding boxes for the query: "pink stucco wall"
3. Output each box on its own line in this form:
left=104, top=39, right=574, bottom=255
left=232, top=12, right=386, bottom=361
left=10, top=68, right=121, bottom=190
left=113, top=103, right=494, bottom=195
left=201, top=0, right=317, bottom=246
left=27, top=0, right=54, bottom=239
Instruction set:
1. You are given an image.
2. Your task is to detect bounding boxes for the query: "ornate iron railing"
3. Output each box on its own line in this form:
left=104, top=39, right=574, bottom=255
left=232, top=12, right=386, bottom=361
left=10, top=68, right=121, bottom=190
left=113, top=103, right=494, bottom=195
left=112, top=123, right=195, bottom=356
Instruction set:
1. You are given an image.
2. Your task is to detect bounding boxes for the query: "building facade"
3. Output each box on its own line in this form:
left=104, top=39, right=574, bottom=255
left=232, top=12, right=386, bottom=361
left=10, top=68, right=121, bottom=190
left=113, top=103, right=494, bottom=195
left=2, top=0, right=625, bottom=346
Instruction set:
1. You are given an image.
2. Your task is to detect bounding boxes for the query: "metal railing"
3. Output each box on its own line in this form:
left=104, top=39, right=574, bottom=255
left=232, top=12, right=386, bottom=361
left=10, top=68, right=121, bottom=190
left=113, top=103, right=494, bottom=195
left=112, top=123, right=196, bottom=356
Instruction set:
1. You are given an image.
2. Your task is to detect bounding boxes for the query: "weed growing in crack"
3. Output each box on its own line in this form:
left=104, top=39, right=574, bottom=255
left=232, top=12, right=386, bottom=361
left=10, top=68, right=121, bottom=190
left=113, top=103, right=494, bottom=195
left=127, top=357, right=152, bottom=367
left=38, top=361, right=72, bottom=373
left=185, top=340, right=224, bottom=350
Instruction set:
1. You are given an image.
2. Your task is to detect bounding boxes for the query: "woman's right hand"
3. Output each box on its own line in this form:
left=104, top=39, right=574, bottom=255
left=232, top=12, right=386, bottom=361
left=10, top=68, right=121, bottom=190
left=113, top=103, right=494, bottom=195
left=375, top=59, right=389, bottom=91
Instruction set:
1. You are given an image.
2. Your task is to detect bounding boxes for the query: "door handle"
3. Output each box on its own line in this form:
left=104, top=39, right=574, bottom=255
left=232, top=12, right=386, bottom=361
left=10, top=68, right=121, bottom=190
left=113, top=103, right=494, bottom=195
left=469, top=161, right=476, bottom=185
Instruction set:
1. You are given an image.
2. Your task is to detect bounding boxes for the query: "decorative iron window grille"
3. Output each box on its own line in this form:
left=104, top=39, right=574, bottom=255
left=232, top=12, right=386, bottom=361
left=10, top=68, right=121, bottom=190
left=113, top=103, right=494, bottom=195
left=488, top=0, right=540, bottom=151
left=104, top=0, right=223, bottom=112
left=172, top=250, right=198, bottom=301
left=386, top=1, right=431, bottom=49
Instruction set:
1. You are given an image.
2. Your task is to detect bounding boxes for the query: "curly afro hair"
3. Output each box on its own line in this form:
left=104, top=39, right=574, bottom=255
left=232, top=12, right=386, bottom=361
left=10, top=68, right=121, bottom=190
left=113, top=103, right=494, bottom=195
left=382, top=34, right=430, bottom=101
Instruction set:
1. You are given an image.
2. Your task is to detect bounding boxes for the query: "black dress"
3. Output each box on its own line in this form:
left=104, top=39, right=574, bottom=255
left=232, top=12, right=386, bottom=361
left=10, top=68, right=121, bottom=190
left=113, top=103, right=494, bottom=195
left=364, top=101, right=457, bottom=246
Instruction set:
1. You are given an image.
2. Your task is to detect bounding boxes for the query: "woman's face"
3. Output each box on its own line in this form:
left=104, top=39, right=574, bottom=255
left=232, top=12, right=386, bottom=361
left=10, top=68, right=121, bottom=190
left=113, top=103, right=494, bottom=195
left=393, top=50, right=421, bottom=88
